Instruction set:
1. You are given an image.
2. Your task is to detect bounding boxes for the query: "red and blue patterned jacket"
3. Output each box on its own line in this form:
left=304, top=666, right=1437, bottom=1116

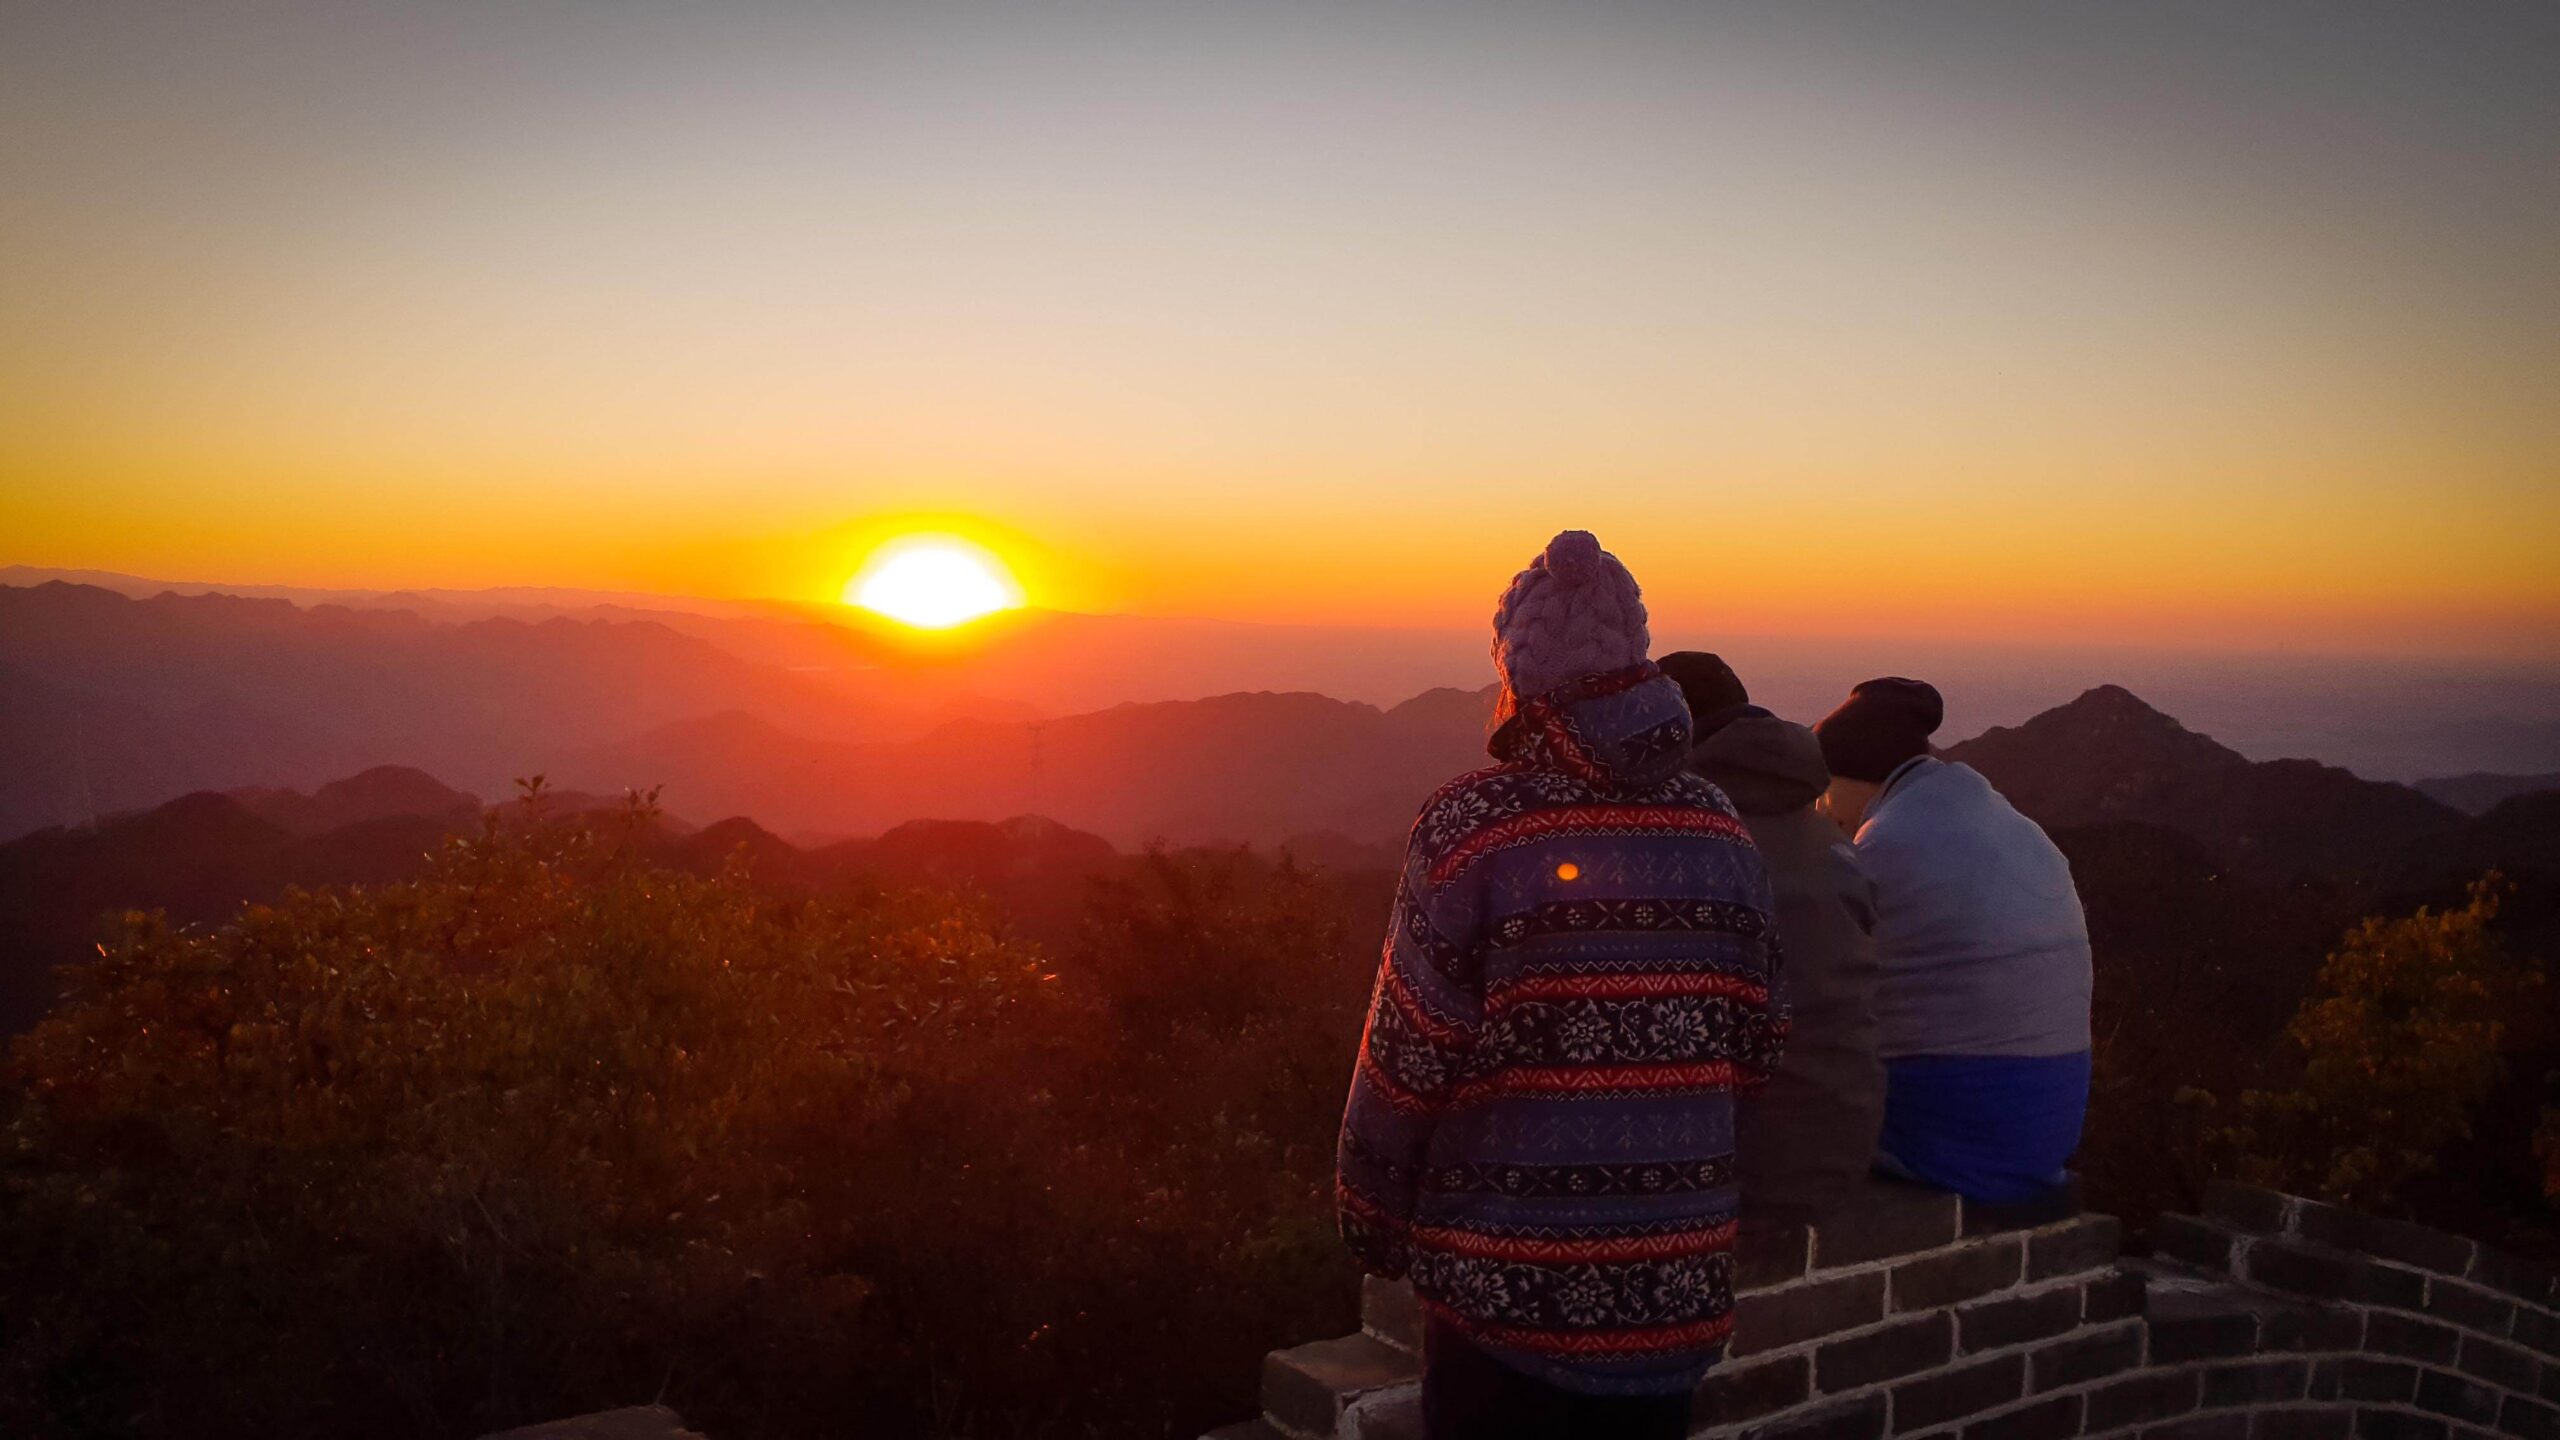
left=1336, top=662, right=1785, bottom=1395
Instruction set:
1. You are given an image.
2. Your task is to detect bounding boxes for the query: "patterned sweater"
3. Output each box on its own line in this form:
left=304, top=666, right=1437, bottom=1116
left=1336, top=663, right=1786, bottom=1395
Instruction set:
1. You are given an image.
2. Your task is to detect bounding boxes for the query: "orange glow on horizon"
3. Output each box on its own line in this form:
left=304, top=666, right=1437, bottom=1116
left=841, top=534, right=1025, bottom=629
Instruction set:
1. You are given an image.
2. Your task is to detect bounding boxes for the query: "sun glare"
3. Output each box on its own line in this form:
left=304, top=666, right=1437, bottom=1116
left=843, top=537, right=1024, bottom=629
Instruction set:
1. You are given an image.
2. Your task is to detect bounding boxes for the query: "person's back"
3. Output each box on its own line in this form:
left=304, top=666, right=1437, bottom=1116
left=1660, top=653, right=1883, bottom=1226
left=1814, top=679, right=2092, bottom=1206
left=1337, top=535, right=1784, bottom=1434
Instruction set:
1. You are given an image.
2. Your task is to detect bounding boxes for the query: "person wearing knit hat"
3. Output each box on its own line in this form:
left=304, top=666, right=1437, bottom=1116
left=1809, top=678, right=2094, bottom=1209
left=1339, top=531, right=1783, bottom=1430
left=1671, top=657, right=1887, bottom=1228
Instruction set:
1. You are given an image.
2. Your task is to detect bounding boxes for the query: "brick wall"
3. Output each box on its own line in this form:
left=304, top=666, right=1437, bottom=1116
left=1218, top=1182, right=2560, bottom=1440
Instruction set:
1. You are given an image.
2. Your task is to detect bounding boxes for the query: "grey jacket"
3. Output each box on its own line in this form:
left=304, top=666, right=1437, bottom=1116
left=1688, top=712, right=1885, bottom=1225
left=1856, top=757, right=2093, bottom=1060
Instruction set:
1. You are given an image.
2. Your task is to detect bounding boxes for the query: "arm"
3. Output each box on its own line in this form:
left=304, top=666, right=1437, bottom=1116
left=1730, top=848, right=1791, bottom=1096
left=1336, top=831, right=1482, bottom=1277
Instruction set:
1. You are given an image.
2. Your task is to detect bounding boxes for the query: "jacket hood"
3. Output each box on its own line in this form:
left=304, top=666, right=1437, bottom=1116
left=1489, top=664, right=1692, bottom=792
left=1688, top=709, right=1830, bottom=817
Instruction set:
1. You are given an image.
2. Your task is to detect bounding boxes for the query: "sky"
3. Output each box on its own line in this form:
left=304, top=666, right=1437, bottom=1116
left=3, top=1, right=2556, bottom=658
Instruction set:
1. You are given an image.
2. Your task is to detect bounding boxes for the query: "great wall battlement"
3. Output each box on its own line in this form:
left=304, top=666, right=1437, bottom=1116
left=1211, top=1182, right=2560, bottom=1440
left=476, top=1183, right=2560, bottom=1440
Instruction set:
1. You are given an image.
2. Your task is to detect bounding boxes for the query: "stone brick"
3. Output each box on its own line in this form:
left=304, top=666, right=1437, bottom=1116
left=1967, top=1395, right=2082, bottom=1440
left=2029, top=1215, right=2125, bottom=1280
left=2207, top=1184, right=2299, bottom=1236
left=1262, top=1333, right=1416, bottom=1436
left=2459, top=1336, right=2541, bottom=1393
left=2248, top=1241, right=2427, bottom=1309
left=1818, top=1183, right=1967, bottom=1270
left=2257, top=1409, right=2356, bottom=1440
left=2298, top=1205, right=2477, bottom=1278
left=1695, top=1353, right=1815, bottom=1429
left=2264, top=1303, right=2366, bottom=1353
left=2032, top=1324, right=2143, bottom=1393
left=2340, top=1359, right=2422, bottom=1404
left=1896, top=1241, right=2026, bottom=1312
left=2419, top=1372, right=2507, bottom=1427
left=2088, top=1270, right=2151, bottom=1323
left=2512, top=1308, right=2560, bottom=1361
left=1753, top=1393, right=1892, bottom=1440
left=2358, top=1411, right=2451, bottom=1440
left=1738, top=1272, right=1891, bottom=1357
left=1965, top=1180, right=2086, bottom=1237
left=2155, top=1215, right=2242, bottom=1272
left=1743, top=1224, right=1817, bottom=1292
left=2088, top=1371, right=2204, bottom=1432
left=1820, top=1314, right=1957, bottom=1393
left=1894, top=1355, right=2026, bottom=1433
left=2203, top=1360, right=2310, bottom=1408
left=2370, top=1314, right=2465, bottom=1365
left=1961, top=1286, right=2086, bottom=1353
left=2148, top=1417, right=2252, bottom=1440
left=2430, top=1284, right=2520, bottom=1338
left=2501, top=1395, right=2560, bottom=1440
left=2313, top=1360, right=2347, bottom=1402
left=482, top=1408, right=704, bottom=1440
left=2474, top=1252, right=2560, bottom=1309
left=2151, top=1293, right=2262, bottom=1363
left=1362, top=1276, right=1421, bottom=1351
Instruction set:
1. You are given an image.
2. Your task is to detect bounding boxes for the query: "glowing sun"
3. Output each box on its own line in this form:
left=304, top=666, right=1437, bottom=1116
left=843, top=536, right=1024, bottom=628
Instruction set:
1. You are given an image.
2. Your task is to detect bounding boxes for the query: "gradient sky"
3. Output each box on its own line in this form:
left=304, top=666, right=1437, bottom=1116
left=4, top=1, right=2555, bottom=656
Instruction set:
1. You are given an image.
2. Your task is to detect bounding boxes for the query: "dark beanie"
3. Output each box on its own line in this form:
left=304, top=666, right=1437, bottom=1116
left=1658, top=652, right=1750, bottom=736
left=1814, top=677, right=1944, bottom=782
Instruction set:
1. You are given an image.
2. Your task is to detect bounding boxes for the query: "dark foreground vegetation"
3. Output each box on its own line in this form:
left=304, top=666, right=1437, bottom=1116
left=3, top=786, right=2556, bottom=1439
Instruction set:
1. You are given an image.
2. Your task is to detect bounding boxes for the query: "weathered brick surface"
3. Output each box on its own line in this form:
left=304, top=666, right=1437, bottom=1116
left=2512, top=1309, right=2560, bottom=1360
left=1961, top=1286, right=2086, bottom=1353
left=1695, top=1353, right=1815, bottom=1428
left=1894, top=1354, right=2027, bottom=1433
left=1967, top=1393, right=2084, bottom=1440
left=1753, top=1393, right=1891, bottom=1440
left=2417, top=1371, right=2506, bottom=1427
left=1360, top=1276, right=1420, bottom=1351
left=2472, top=1252, right=2560, bottom=1309
left=2458, top=1336, right=2541, bottom=1393
left=2206, top=1184, right=2298, bottom=1237
left=2029, top=1217, right=2126, bottom=1281
left=2147, top=1415, right=2252, bottom=1440
left=1820, top=1314, right=1957, bottom=1392
left=1261, top=1333, right=1414, bottom=1435
left=2264, top=1304, right=2365, bottom=1354
left=2257, top=1408, right=2356, bottom=1440
left=2429, top=1284, right=2520, bottom=1338
left=2246, top=1241, right=2426, bottom=1309
left=1818, top=1185, right=1966, bottom=1270
left=2033, top=1324, right=2145, bottom=1394
left=480, top=1408, right=704, bottom=1440
left=2369, top=1314, right=2465, bottom=1366
left=1743, top=1224, right=1817, bottom=1292
left=2152, top=1293, right=2262, bottom=1363
left=2356, top=1410, right=2451, bottom=1440
left=2088, top=1271, right=2151, bottom=1323
left=2202, top=1361, right=2310, bottom=1409
left=1965, top=1181, right=2085, bottom=1238
left=2089, top=1370, right=2205, bottom=1431
left=1737, top=1272, right=1890, bottom=1357
left=2338, top=1359, right=2421, bottom=1404
left=2297, top=1206, right=2476, bottom=1278
left=2500, top=1394, right=2560, bottom=1440
left=1895, top=1241, right=2026, bottom=1313
left=2155, top=1216, right=2242, bottom=1273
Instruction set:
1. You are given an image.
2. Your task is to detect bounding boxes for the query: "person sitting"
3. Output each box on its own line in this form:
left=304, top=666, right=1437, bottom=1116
left=1811, top=677, right=2092, bottom=1206
left=1660, top=651, right=1882, bottom=1227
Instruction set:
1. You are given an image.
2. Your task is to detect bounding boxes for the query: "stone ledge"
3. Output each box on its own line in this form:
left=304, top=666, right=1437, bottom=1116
left=479, top=1407, right=703, bottom=1440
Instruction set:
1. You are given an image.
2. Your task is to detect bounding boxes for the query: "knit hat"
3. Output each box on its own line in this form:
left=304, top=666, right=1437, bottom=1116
left=1814, top=677, right=1944, bottom=782
left=1491, top=531, right=1650, bottom=703
left=1658, top=651, right=1750, bottom=736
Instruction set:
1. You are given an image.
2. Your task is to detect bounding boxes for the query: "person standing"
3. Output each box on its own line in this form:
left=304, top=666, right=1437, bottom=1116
left=1659, top=652, right=1883, bottom=1227
left=1812, top=678, right=2093, bottom=1206
left=1336, top=532, right=1785, bottom=1438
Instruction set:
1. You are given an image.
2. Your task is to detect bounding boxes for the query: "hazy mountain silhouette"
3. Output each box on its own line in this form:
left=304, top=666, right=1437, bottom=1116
left=2417, top=772, right=2560, bottom=816
left=228, top=766, right=483, bottom=835
left=1941, top=684, right=2472, bottom=880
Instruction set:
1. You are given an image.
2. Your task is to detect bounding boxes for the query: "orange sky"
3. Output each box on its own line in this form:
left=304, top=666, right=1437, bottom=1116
left=3, top=3, right=2554, bottom=659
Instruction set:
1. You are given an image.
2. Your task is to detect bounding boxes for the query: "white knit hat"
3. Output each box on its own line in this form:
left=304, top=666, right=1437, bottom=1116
left=1491, top=530, right=1650, bottom=702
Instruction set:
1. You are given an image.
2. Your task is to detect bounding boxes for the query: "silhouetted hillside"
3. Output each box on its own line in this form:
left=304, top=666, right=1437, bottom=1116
left=2419, top=771, right=2560, bottom=816
left=1944, top=684, right=2473, bottom=880
left=229, top=766, right=483, bottom=835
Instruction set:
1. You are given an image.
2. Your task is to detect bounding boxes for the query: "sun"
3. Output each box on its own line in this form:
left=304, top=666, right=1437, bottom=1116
left=842, top=535, right=1025, bottom=629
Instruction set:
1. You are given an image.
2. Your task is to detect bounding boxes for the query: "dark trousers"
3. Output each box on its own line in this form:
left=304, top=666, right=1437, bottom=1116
left=1421, top=1316, right=1691, bottom=1440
